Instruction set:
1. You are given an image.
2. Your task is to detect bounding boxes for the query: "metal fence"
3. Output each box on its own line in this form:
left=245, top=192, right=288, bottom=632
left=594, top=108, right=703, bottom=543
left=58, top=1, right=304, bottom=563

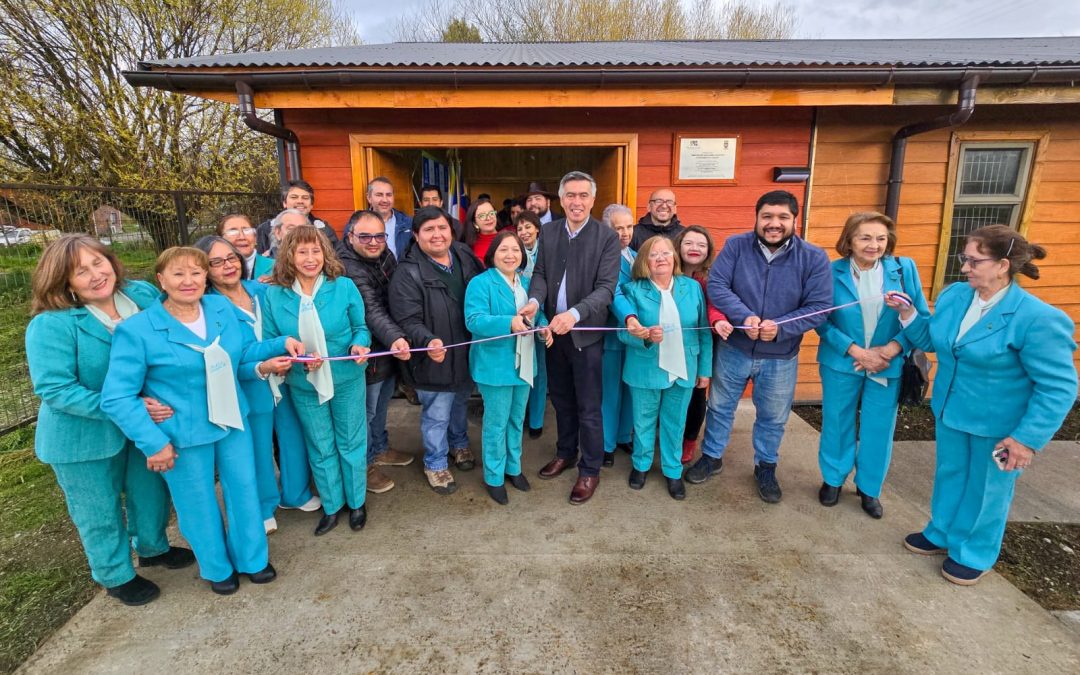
left=0, top=183, right=280, bottom=434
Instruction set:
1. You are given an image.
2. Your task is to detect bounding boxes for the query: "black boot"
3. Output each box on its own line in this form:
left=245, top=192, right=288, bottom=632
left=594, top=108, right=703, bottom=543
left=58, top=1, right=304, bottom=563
left=105, top=574, right=160, bottom=606
left=138, top=546, right=196, bottom=569
left=486, top=484, right=509, bottom=505
left=349, top=506, right=368, bottom=531
left=314, top=509, right=340, bottom=536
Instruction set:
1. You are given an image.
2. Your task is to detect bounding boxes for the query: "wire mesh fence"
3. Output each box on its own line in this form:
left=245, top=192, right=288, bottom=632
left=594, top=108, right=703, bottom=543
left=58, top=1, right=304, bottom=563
left=0, top=183, right=280, bottom=434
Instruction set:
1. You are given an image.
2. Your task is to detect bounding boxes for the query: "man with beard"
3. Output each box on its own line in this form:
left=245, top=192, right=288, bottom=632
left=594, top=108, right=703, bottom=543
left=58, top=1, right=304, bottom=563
left=521, top=182, right=558, bottom=225
left=685, top=190, right=831, bottom=504
left=629, top=188, right=684, bottom=250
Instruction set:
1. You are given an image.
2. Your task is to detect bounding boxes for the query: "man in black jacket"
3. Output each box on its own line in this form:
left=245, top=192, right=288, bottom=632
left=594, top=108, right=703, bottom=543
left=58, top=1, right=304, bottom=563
left=256, top=179, right=340, bottom=254
left=520, top=171, right=621, bottom=505
left=337, top=209, right=416, bottom=494
left=629, top=188, right=684, bottom=250
left=388, top=207, right=484, bottom=495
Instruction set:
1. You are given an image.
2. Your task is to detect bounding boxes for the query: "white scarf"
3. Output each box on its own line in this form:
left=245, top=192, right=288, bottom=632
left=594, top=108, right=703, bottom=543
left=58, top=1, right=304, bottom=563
left=293, top=275, right=334, bottom=404
left=239, top=295, right=285, bottom=405
left=852, top=259, right=886, bottom=386
left=502, top=272, right=535, bottom=386
left=86, top=291, right=140, bottom=333
left=654, top=279, right=687, bottom=382
left=184, top=335, right=245, bottom=431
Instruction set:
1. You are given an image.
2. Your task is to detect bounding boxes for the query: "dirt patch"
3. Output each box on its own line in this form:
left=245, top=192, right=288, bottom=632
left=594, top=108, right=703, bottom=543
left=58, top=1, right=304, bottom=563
left=792, top=402, right=1080, bottom=443
left=996, top=522, right=1080, bottom=611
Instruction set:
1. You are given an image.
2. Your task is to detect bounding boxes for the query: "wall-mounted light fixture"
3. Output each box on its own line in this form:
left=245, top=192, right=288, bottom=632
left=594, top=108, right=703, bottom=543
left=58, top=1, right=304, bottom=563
left=773, top=167, right=811, bottom=183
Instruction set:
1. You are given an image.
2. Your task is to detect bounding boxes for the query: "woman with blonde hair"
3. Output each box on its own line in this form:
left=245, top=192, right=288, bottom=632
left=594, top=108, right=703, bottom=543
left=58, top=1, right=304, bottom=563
left=102, top=246, right=301, bottom=595
left=26, top=235, right=193, bottom=605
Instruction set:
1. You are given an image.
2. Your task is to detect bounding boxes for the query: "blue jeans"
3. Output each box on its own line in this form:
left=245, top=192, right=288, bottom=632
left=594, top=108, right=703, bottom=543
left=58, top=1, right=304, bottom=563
left=701, top=341, right=798, bottom=466
left=416, top=388, right=471, bottom=470
left=366, top=375, right=397, bottom=462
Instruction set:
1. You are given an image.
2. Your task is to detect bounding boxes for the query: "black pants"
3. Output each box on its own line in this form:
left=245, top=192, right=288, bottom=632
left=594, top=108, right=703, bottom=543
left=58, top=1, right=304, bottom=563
left=684, top=385, right=707, bottom=441
left=546, top=334, right=604, bottom=477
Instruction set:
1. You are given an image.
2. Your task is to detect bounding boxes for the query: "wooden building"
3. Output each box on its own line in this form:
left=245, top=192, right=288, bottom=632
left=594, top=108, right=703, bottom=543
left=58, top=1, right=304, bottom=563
left=124, top=38, right=1080, bottom=400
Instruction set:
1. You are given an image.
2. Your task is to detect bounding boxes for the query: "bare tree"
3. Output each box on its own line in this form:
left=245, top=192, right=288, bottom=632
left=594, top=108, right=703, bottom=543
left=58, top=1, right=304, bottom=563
left=393, top=0, right=797, bottom=42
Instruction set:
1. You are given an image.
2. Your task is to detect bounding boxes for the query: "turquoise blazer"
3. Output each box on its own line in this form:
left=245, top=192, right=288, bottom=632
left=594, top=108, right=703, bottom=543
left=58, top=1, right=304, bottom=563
left=463, top=268, right=547, bottom=387
left=252, top=254, right=274, bottom=279
left=261, top=276, right=370, bottom=391
left=210, top=280, right=277, bottom=415
left=617, top=275, right=712, bottom=389
left=101, top=294, right=286, bottom=455
left=816, top=256, right=930, bottom=379
left=27, top=280, right=160, bottom=464
left=904, top=282, right=1077, bottom=449
left=606, top=251, right=637, bottom=351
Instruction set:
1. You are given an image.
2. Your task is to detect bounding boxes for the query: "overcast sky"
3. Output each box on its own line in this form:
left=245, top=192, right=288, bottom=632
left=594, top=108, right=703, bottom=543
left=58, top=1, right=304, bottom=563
left=341, top=0, right=1080, bottom=43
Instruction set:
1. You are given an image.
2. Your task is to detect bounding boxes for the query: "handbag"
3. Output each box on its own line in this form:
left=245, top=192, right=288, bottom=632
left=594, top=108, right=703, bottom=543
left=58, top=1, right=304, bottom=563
left=895, top=260, right=930, bottom=406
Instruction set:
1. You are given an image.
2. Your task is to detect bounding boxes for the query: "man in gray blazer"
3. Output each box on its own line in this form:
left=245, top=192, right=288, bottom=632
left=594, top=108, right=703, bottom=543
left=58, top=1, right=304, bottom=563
left=521, top=171, right=621, bottom=504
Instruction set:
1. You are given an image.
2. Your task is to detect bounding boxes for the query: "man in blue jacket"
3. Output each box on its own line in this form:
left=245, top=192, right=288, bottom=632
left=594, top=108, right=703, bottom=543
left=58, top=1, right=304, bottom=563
left=686, top=190, right=832, bottom=503
left=366, top=177, right=414, bottom=261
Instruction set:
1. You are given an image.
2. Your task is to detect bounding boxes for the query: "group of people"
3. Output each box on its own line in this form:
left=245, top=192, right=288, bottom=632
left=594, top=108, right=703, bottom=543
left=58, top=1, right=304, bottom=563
left=26, top=171, right=1077, bottom=606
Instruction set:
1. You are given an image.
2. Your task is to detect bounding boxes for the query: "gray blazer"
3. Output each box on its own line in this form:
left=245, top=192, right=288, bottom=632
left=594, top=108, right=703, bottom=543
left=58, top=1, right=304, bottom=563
left=528, top=216, right=621, bottom=348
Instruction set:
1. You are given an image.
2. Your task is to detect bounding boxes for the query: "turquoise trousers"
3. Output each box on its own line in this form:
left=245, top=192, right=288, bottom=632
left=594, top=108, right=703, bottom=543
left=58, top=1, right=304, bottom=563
left=274, top=383, right=316, bottom=508
left=818, top=366, right=900, bottom=498
left=51, top=443, right=171, bottom=588
left=249, top=409, right=280, bottom=520
left=290, top=378, right=367, bottom=515
left=922, top=421, right=1021, bottom=571
left=477, top=383, right=529, bottom=487
left=526, top=345, right=548, bottom=431
left=629, top=384, right=694, bottom=479
left=601, top=347, right=633, bottom=452
left=162, top=427, right=267, bottom=582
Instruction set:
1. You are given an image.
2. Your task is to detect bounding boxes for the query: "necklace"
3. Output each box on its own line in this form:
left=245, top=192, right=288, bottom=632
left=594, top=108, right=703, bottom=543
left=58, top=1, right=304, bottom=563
left=164, top=299, right=200, bottom=321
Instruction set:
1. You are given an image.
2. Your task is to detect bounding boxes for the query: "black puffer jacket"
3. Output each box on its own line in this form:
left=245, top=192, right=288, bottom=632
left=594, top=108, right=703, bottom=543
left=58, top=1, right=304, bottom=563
left=388, top=241, right=483, bottom=392
left=337, top=242, right=404, bottom=384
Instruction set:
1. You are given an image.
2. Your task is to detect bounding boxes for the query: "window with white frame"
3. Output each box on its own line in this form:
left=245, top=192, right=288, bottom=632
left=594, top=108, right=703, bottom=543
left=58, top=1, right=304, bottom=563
left=940, top=142, right=1035, bottom=285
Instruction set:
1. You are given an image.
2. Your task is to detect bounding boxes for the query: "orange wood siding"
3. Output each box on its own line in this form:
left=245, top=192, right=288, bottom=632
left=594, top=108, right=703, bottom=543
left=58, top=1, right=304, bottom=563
left=284, top=107, right=813, bottom=244
left=803, top=104, right=1080, bottom=401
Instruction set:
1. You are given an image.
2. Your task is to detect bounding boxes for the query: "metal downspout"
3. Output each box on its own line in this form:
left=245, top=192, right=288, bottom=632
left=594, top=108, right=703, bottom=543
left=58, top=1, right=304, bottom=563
left=884, top=74, right=980, bottom=220
left=236, top=81, right=302, bottom=181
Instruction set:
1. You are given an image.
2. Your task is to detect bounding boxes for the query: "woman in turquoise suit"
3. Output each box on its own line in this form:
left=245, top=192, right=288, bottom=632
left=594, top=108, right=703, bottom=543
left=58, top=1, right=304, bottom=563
left=514, top=210, right=547, bottom=439
left=262, top=225, right=372, bottom=536
left=464, top=230, right=552, bottom=505
left=26, top=235, right=194, bottom=606
left=815, top=212, right=930, bottom=519
left=887, top=225, right=1077, bottom=586
left=101, top=246, right=301, bottom=595
left=195, top=236, right=313, bottom=535
left=618, top=236, right=712, bottom=500
left=600, top=204, right=637, bottom=467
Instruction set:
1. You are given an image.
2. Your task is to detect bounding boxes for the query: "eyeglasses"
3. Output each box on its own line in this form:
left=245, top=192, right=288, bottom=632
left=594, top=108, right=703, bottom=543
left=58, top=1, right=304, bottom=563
left=649, top=199, right=676, bottom=207
left=956, top=254, right=997, bottom=267
left=223, top=228, right=256, bottom=237
left=208, top=254, right=240, bottom=268
left=647, top=250, right=674, bottom=260
left=353, top=232, right=388, bottom=243
left=476, top=211, right=498, bottom=220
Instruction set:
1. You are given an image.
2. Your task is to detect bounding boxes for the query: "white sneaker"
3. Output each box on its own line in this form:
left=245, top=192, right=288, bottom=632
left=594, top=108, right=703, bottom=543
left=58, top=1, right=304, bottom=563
left=281, top=495, right=322, bottom=512
left=264, top=517, right=278, bottom=535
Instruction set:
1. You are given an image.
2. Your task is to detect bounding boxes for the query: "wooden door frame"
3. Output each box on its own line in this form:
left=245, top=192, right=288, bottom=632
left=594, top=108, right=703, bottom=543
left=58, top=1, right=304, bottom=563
left=349, top=133, right=639, bottom=212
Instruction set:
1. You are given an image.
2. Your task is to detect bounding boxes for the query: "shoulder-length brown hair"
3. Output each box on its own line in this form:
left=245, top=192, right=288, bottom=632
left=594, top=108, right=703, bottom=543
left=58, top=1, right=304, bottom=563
left=269, top=225, right=344, bottom=286
left=31, top=234, right=128, bottom=315
left=631, top=236, right=682, bottom=280
left=673, top=225, right=716, bottom=278
left=835, top=212, right=897, bottom=258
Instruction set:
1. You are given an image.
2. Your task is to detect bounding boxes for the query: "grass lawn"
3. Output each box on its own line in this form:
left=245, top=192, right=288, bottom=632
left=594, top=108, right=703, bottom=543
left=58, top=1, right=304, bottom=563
left=0, top=426, right=95, bottom=674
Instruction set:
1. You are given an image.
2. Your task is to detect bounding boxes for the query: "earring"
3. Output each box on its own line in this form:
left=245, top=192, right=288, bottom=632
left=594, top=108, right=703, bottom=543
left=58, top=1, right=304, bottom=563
left=69, top=289, right=78, bottom=302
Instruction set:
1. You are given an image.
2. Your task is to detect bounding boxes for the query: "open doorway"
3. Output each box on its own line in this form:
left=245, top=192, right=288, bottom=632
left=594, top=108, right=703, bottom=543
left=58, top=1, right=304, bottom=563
left=348, top=133, right=638, bottom=218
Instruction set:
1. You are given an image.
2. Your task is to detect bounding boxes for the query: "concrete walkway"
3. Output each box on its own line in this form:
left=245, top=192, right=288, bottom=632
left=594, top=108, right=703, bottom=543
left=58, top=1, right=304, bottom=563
left=20, top=402, right=1080, bottom=673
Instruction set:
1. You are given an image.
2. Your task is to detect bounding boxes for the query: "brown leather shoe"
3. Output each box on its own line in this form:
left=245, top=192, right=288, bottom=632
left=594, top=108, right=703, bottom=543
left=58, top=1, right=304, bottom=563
left=569, top=475, right=599, bottom=505
left=538, top=455, right=577, bottom=480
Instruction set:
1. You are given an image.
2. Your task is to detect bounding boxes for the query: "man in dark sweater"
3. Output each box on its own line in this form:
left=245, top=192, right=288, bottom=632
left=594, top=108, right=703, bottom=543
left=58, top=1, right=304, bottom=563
left=521, top=171, right=621, bottom=505
left=256, top=179, right=339, bottom=254
left=629, top=188, right=684, bottom=250
left=337, top=209, right=415, bottom=494
left=685, top=190, right=832, bottom=503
